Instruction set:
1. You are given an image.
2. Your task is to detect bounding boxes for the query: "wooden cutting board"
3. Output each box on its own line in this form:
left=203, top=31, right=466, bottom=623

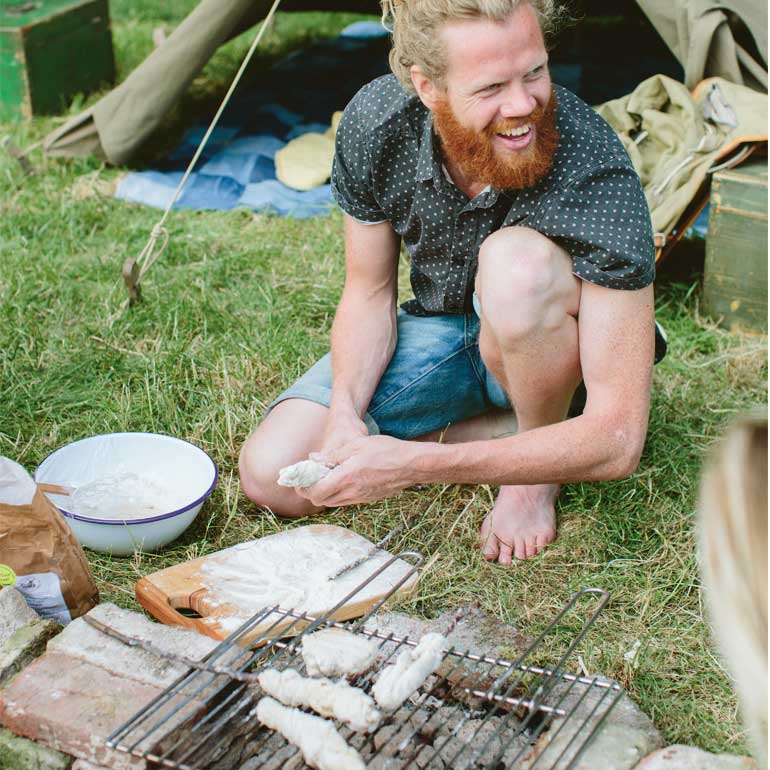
left=136, top=525, right=419, bottom=644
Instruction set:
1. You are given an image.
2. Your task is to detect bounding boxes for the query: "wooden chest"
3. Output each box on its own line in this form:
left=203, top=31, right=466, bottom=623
left=0, top=0, right=114, bottom=120
left=703, top=157, right=768, bottom=332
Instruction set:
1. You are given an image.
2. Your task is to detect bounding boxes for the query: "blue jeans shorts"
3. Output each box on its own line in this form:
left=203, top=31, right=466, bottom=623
left=267, top=302, right=511, bottom=440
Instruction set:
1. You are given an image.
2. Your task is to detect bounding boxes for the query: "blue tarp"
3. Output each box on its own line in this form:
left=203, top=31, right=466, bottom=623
left=116, top=21, right=391, bottom=219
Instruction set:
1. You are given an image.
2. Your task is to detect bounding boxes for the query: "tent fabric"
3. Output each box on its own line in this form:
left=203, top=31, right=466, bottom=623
left=44, top=0, right=264, bottom=164
left=636, top=0, right=767, bottom=91
left=596, top=74, right=767, bottom=239
left=42, top=0, right=380, bottom=164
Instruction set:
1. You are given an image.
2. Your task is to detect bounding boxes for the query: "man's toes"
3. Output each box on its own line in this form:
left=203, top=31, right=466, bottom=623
left=479, top=517, right=499, bottom=560
left=537, top=529, right=556, bottom=550
left=524, top=538, right=539, bottom=559
left=497, top=541, right=513, bottom=566
left=482, top=537, right=500, bottom=560
left=513, top=537, right=528, bottom=561
left=533, top=530, right=555, bottom=555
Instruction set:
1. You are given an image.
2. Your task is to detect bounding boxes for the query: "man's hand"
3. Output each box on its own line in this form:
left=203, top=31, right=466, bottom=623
left=320, top=411, right=369, bottom=458
left=297, top=435, right=417, bottom=507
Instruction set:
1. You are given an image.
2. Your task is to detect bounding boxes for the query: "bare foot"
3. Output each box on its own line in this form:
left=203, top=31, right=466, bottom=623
left=479, top=484, right=559, bottom=564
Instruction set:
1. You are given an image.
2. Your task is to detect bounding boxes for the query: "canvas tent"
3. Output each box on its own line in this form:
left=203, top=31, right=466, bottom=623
left=42, top=0, right=380, bottom=165
left=636, top=0, right=767, bottom=91
left=42, top=0, right=767, bottom=166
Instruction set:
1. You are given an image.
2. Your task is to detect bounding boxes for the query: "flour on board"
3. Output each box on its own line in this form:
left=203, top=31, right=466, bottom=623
left=197, top=527, right=414, bottom=632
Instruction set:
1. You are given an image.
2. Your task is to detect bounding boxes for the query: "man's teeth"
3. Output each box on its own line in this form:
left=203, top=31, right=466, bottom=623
left=499, top=125, right=530, bottom=137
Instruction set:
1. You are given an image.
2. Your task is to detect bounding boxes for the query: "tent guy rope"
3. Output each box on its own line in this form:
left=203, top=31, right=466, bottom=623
left=123, top=0, right=285, bottom=305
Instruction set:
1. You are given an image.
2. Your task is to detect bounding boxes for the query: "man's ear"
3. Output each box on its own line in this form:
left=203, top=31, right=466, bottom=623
left=410, top=66, right=443, bottom=110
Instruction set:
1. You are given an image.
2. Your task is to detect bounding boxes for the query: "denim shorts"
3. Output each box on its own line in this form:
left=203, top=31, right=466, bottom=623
left=267, top=302, right=511, bottom=440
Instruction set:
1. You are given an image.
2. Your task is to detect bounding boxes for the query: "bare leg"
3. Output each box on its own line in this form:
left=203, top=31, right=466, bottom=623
left=416, top=409, right=519, bottom=444
left=239, top=399, right=330, bottom=518
left=474, top=227, right=582, bottom=563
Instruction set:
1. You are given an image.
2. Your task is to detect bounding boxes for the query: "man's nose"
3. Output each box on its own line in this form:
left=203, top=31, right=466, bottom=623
left=499, top=83, right=537, bottom=119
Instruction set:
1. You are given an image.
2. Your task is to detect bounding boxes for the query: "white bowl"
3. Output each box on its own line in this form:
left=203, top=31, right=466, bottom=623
left=34, top=432, right=218, bottom=556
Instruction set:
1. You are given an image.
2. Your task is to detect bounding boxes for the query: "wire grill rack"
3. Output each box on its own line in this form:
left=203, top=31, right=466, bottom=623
left=103, top=550, right=624, bottom=769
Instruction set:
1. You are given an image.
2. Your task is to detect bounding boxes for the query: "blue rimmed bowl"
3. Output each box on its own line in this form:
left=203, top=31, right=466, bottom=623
left=34, top=432, right=218, bottom=556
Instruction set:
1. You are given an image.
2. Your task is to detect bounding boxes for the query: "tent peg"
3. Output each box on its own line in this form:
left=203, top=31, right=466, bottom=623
left=123, top=257, right=142, bottom=305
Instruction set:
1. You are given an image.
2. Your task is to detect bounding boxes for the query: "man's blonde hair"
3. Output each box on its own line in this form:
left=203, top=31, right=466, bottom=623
left=380, top=0, right=567, bottom=94
left=698, top=411, right=768, bottom=768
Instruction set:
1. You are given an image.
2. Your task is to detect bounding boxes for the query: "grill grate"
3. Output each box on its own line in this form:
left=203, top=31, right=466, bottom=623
left=102, top=550, right=624, bottom=769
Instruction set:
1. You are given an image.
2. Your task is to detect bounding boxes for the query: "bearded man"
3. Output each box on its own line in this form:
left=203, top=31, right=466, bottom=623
left=239, top=0, right=665, bottom=564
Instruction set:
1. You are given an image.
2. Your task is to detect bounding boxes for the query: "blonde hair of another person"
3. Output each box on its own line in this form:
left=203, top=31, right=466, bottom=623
left=379, top=0, right=570, bottom=94
left=698, top=412, right=768, bottom=767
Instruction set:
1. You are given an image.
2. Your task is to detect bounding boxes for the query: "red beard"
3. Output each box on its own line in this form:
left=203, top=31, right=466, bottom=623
left=433, top=89, right=559, bottom=190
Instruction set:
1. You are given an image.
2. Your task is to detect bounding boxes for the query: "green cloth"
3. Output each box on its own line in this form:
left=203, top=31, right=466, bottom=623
left=596, top=75, right=767, bottom=237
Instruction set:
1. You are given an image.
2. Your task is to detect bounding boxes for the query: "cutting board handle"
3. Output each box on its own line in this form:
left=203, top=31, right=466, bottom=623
left=135, top=577, right=221, bottom=640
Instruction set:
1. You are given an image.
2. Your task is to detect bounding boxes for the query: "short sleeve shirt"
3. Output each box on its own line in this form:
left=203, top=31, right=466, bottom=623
left=331, top=75, right=655, bottom=316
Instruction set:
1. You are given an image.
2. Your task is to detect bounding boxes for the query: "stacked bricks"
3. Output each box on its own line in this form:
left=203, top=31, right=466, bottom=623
left=0, top=593, right=217, bottom=770
left=0, top=589, right=762, bottom=770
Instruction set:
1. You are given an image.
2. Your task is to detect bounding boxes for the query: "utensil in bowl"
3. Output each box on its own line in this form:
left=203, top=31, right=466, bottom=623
left=34, top=432, right=218, bottom=556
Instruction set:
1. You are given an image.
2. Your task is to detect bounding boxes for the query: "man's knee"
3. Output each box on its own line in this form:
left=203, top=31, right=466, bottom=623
left=476, top=226, right=577, bottom=339
left=238, top=436, right=319, bottom=518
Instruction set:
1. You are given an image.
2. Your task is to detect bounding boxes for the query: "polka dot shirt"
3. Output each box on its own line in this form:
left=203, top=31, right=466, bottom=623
left=331, top=75, right=655, bottom=316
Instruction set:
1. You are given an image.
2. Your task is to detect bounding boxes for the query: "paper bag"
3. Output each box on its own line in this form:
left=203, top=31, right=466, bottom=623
left=0, top=457, right=98, bottom=623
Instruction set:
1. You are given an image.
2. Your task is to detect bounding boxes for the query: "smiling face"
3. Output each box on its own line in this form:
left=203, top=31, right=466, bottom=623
left=411, top=2, right=559, bottom=191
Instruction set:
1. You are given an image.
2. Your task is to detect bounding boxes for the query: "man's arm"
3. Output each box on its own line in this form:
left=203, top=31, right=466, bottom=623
left=301, top=281, right=654, bottom=505
left=323, top=215, right=401, bottom=447
left=422, top=281, right=654, bottom=485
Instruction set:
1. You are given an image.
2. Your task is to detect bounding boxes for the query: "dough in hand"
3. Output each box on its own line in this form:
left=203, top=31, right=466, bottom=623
left=258, top=667, right=381, bottom=732
left=372, top=632, right=446, bottom=711
left=277, top=459, right=331, bottom=487
left=301, top=627, right=378, bottom=678
left=255, top=696, right=366, bottom=770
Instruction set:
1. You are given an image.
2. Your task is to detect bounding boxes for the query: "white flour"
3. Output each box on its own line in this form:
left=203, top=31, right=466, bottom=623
left=198, top=527, right=413, bottom=629
left=69, top=471, right=180, bottom=520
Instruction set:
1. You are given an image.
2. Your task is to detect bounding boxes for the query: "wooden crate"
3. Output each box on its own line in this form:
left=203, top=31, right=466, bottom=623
left=703, top=157, right=768, bottom=331
left=0, top=0, right=114, bottom=120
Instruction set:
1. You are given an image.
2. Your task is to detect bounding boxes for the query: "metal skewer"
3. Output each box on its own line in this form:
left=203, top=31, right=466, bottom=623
left=328, top=524, right=405, bottom=581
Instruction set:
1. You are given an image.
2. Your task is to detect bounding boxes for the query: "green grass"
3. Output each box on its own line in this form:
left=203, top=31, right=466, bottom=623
left=1, top=4, right=767, bottom=759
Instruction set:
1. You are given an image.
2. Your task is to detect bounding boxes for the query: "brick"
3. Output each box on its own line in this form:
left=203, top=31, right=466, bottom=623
left=0, top=726, right=72, bottom=770
left=47, top=602, right=218, bottom=688
left=0, top=652, right=154, bottom=769
left=522, top=677, right=665, bottom=770
left=0, top=587, right=39, bottom=647
left=0, top=619, right=61, bottom=688
left=634, top=745, right=760, bottom=770
left=72, top=760, right=110, bottom=770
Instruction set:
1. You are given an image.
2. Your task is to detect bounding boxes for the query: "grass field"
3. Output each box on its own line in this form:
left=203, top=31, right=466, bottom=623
left=0, top=2, right=767, bottom=758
